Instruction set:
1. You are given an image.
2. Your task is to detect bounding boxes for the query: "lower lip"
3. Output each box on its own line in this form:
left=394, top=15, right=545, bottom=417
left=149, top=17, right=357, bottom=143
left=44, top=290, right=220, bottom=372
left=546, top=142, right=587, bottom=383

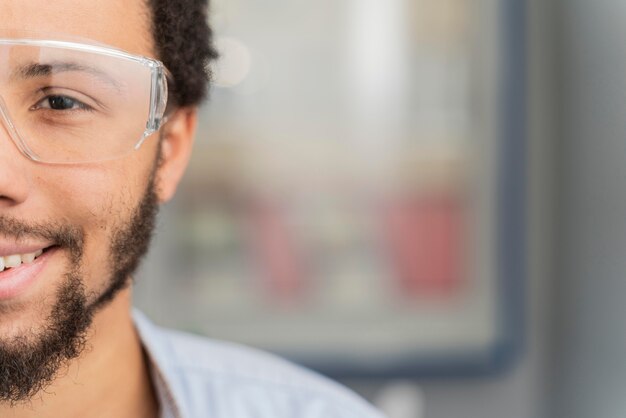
left=0, top=248, right=57, bottom=300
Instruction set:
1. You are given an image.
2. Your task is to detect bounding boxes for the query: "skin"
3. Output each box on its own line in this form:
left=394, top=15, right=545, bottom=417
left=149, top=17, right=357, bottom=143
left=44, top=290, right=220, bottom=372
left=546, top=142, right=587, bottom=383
left=0, top=0, right=197, bottom=416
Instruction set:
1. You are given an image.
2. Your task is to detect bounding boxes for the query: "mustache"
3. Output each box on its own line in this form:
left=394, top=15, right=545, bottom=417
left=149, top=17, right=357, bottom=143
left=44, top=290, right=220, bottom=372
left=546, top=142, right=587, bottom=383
left=0, top=217, right=84, bottom=261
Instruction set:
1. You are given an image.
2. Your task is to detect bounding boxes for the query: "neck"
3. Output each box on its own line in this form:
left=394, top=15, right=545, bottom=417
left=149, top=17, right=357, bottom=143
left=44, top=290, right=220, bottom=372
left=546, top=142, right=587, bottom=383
left=0, top=288, right=158, bottom=418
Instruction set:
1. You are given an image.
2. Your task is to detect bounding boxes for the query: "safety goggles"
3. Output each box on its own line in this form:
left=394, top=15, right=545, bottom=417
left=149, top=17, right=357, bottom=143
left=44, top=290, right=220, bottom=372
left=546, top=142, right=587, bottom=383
left=0, top=38, right=171, bottom=164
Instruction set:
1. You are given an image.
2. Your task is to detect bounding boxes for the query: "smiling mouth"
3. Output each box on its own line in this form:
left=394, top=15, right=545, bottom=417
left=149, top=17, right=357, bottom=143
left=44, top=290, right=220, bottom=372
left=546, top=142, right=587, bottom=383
left=0, top=247, right=56, bottom=273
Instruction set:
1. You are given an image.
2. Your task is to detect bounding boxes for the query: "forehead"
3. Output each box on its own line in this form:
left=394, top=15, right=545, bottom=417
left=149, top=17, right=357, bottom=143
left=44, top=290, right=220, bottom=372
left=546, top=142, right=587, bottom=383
left=0, top=0, right=154, bottom=57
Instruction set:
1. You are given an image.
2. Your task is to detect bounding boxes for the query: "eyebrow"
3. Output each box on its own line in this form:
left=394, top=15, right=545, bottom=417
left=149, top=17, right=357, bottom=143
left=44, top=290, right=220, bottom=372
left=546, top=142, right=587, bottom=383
left=13, top=61, right=121, bottom=90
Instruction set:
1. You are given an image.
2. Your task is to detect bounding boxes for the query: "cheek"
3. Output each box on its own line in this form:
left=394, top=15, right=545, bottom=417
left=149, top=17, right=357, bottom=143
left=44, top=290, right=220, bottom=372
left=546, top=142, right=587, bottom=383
left=35, top=150, right=156, bottom=251
left=35, top=158, right=154, bottom=292
left=41, top=167, right=143, bottom=230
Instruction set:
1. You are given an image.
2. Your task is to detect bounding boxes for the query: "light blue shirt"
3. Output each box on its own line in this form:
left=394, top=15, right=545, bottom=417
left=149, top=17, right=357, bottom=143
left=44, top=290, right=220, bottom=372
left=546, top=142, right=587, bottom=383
left=133, top=311, right=386, bottom=418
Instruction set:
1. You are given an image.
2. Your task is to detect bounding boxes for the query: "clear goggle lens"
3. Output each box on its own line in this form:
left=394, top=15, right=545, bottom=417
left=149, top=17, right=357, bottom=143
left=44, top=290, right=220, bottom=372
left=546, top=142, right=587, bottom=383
left=0, top=39, right=169, bottom=164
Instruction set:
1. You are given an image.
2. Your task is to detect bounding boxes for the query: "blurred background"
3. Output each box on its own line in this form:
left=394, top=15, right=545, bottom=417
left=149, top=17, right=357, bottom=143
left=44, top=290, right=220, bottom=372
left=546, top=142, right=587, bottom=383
left=133, top=0, right=626, bottom=416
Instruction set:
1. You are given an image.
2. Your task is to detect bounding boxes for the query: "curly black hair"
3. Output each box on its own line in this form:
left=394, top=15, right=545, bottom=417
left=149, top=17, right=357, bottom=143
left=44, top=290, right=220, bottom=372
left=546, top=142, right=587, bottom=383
left=146, top=0, right=219, bottom=107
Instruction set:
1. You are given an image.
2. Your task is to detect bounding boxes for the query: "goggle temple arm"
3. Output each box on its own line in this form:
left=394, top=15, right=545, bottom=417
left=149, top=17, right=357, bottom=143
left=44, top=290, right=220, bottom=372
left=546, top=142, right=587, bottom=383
left=145, top=61, right=170, bottom=134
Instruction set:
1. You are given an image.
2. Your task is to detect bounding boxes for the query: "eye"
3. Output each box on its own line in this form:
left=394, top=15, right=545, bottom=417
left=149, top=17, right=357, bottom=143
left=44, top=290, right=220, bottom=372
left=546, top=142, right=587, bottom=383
left=34, top=95, right=91, bottom=111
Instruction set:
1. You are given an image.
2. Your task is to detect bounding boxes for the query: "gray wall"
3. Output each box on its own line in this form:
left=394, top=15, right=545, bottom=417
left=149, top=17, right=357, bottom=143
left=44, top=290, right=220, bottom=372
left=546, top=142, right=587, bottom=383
left=552, top=1, right=626, bottom=417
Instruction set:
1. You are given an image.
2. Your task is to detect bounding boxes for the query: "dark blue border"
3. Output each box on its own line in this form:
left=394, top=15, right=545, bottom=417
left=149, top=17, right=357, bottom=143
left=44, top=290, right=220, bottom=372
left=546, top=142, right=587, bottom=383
left=284, top=0, right=527, bottom=379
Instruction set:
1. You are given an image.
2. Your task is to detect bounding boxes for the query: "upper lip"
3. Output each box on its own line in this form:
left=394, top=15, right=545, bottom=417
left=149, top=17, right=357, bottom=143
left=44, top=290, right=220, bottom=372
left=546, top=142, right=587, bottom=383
left=0, top=241, right=52, bottom=258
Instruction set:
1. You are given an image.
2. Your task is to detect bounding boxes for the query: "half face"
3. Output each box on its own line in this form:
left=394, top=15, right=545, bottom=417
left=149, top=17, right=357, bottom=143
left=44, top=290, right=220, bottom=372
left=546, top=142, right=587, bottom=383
left=0, top=0, right=170, bottom=400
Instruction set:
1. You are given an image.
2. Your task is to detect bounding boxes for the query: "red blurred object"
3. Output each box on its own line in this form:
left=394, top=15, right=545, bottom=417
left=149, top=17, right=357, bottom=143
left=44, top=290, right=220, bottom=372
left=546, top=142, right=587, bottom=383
left=247, top=199, right=306, bottom=305
left=381, top=194, right=465, bottom=299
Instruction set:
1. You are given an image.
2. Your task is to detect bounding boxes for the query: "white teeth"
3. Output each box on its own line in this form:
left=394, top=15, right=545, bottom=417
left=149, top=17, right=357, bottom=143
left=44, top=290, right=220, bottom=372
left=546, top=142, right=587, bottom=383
left=4, top=255, right=21, bottom=268
left=0, top=250, right=45, bottom=273
left=21, top=253, right=36, bottom=264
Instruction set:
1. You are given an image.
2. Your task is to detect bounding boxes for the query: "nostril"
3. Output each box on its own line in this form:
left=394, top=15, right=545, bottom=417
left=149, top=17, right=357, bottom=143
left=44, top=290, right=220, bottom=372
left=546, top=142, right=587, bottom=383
left=0, top=195, right=19, bottom=208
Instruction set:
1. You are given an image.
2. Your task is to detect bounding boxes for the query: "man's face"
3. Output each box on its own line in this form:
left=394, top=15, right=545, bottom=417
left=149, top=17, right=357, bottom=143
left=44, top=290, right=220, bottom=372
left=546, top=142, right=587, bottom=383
left=0, top=0, right=171, bottom=401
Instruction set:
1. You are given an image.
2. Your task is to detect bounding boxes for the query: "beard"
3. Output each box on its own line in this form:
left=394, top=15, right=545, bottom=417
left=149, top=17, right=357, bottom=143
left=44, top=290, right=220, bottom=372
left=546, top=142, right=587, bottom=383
left=0, top=175, right=159, bottom=403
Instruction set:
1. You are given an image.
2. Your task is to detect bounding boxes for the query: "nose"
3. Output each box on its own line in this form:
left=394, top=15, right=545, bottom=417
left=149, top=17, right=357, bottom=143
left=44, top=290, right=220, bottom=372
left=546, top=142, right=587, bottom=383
left=0, top=97, right=30, bottom=207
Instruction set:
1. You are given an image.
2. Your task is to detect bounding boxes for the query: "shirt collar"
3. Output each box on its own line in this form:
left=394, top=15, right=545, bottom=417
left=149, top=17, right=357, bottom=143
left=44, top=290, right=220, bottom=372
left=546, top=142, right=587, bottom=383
left=133, top=309, right=184, bottom=418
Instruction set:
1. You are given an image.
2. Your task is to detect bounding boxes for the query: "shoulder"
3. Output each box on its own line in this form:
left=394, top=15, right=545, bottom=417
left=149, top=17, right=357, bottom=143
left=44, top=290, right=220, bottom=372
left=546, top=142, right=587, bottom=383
left=134, top=311, right=385, bottom=418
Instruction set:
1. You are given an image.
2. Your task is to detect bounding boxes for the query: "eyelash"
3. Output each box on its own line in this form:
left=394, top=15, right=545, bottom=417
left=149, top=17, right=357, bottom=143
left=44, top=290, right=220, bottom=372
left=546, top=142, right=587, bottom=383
left=30, top=88, right=95, bottom=113
left=34, top=95, right=92, bottom=112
